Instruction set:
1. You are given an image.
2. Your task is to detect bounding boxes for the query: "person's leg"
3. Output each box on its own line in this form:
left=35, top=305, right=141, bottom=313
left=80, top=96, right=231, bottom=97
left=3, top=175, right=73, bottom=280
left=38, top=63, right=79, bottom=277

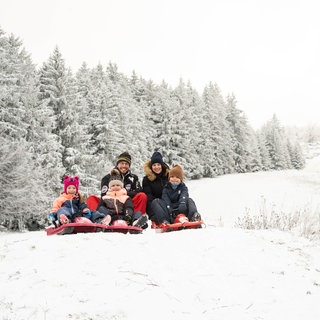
left=151, top=199, right=172, bottom=224
left=92, top=207, right=109, bottom=223
left=132, top=211, right=148, bottom=228
left=57, top=207, right=72, bottom=223
left=132, top=192, right=147, bottom=214
left=187, top=198, right=201, bottom=221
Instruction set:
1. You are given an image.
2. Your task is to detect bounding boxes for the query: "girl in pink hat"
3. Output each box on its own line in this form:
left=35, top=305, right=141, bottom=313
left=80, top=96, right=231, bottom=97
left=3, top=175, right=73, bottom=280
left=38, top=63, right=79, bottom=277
left=48, top=176, right=91, bottom=225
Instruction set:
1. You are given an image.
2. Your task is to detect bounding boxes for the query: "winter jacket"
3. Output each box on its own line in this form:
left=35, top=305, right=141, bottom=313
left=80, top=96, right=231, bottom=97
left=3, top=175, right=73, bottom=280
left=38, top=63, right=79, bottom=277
left=99, top=188, right=134, bottom=220
left=142, top=160, right=170, bottom=215
left=162, top=182, right=189, bottom=215
left=50, top=193, right=88, bottom=215
left=100, top=168, right=142, bottom=199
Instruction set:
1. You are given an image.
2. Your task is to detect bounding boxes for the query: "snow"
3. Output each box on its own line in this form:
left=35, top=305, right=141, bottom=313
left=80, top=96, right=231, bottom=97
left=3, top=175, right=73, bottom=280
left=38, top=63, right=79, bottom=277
left=1, top=158, right=320, bottom=320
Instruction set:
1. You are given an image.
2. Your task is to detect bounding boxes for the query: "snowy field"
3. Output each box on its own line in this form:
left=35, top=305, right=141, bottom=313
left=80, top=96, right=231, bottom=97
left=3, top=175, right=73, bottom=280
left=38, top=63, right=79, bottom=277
left=1, top=157, right=320, bottom=320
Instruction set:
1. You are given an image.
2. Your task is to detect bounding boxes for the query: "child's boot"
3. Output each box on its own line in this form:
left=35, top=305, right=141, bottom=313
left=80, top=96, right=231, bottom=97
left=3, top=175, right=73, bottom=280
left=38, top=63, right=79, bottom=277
left=59, top=214, right=69, bottom=224
left=133, top=214, right=148, bottom=228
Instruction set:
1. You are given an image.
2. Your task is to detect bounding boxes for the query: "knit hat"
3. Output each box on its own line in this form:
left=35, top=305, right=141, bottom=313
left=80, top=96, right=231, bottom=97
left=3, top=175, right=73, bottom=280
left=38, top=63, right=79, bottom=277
left=64, top=176, right=79, bottom=193
left=151, top=151, right=164, bottom=165
left=116, top=151, right=131, bottom=166
left=169, top=165, right=184, bottom=181
left=109, top=169, right=124, bottom=188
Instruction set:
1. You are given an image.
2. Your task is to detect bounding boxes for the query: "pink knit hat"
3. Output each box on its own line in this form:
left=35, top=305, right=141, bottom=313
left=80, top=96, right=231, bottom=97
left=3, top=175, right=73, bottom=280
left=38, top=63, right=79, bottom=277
left=63, top=176, right=79, bottom=193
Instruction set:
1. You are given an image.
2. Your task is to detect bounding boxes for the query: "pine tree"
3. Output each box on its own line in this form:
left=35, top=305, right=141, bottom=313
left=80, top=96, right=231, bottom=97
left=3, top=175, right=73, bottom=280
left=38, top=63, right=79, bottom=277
left=261, top=115, right=291, bottom=170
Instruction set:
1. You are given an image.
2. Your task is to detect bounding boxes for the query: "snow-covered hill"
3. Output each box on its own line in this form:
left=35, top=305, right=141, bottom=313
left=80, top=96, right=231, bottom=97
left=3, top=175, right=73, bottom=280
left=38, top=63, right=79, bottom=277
left=1, top=157, right=320, bottom=320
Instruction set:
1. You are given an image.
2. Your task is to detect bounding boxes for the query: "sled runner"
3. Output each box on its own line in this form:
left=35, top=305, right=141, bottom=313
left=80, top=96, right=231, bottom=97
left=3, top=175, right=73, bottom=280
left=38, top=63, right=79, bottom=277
left=45, top=217, right=143, bottom=235
left=152, top=213, right=204, bottom=233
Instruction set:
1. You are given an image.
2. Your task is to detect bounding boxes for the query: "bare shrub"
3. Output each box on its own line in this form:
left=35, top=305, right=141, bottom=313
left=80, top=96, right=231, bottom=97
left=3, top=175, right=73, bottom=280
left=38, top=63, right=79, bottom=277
left=235, top=197, right=320, bottom=240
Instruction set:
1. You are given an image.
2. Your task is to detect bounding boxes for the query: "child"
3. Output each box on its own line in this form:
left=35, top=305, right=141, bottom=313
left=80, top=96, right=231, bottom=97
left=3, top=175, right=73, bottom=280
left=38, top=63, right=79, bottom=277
left=151, top=164, right=201, bottom=225
left=96, top=169, right=148, bottom=228
left=49, top=176, right=91, bottom=225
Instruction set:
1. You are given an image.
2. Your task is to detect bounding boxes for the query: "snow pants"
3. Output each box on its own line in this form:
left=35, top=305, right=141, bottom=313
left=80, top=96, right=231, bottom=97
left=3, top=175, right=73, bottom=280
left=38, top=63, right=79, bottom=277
left=151, top=198, right=198, bottom=224
left=95, top=206, right=143, bottom=225
left=57, top=207, right=101, bottom=222
left=56, top=207, right=81, bottom=221
left=132, top=192, right=147, bottom=214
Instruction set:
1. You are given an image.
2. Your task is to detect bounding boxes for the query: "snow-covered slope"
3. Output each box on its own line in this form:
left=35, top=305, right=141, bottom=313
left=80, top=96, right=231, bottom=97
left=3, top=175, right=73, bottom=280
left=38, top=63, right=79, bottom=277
left=1, top=157, right=320, bottom=320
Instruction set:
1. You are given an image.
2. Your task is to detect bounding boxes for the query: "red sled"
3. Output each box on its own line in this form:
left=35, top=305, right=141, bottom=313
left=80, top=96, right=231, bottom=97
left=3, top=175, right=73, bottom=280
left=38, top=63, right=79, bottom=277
left=87, top=194, right=100, bottom=211
left=45, top=217, right=143, bottom=235
left=152, top=213, right=204, bottom=233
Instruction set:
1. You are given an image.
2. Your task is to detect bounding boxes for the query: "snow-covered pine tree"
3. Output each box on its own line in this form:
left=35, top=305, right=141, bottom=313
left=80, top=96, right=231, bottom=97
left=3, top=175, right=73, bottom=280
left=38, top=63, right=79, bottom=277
left=172, top=80, right=202, bottom=179
left=202, top=83, right=234, bottom=176
left=261, top=115, right=291, bottom=170
left=226, top=93, right=253, bottom=173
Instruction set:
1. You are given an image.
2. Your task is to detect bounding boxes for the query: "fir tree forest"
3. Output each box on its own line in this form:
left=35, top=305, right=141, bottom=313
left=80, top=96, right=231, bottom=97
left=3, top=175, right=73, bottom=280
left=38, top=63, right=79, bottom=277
left=0, top=28, right=305, bottom=231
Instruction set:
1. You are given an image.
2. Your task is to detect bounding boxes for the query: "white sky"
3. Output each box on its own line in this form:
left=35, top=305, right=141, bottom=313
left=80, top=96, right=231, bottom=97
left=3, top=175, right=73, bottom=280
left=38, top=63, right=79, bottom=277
left=1, top=0, right=319, bottom=128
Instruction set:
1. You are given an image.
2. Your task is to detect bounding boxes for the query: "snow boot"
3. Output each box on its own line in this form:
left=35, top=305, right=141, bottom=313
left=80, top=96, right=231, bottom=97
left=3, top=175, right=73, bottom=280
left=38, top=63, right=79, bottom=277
left=191, top=212, right=201, bottom=222
left=100, top=215, right=111, bottom=225
left=59, top=214, right=69, bottom=224
left=133, top=214, right=148, bottom=229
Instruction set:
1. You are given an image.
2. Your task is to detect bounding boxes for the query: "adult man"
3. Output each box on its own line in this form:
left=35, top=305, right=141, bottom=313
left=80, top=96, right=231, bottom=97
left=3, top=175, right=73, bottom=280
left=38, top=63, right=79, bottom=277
left=100, top=151, right=148, bottom=215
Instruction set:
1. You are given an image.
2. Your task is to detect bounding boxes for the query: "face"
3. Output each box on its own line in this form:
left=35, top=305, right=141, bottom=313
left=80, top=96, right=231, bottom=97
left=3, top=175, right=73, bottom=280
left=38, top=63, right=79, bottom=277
left=151, top=163, right=162, bottom=174
left=169, top=176, right=181, bottom=183
left=66, top=185, right=77, bottom=195
left=117, top=161, right=130, bottom=174
left=110, top=184, right=122, bottom=192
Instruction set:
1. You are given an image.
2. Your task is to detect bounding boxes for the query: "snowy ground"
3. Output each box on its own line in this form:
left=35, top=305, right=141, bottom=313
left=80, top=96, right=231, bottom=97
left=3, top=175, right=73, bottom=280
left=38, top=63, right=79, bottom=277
left=1, top=157, right=320, bottom=320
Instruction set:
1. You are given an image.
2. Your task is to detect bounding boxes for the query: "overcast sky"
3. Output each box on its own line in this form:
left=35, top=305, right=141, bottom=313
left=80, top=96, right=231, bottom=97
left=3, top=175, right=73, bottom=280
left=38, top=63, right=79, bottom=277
left=1, top=0, right=319, bottom=129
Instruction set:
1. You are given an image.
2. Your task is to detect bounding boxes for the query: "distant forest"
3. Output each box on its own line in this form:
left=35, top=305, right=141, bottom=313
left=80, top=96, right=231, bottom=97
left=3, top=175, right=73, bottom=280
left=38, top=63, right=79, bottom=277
left=0, top=27, right=306, bottom=230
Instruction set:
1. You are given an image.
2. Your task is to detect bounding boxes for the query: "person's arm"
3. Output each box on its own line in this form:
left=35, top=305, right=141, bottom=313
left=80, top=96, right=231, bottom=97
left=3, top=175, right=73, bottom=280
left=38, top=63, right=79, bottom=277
left=127, top=174, right=141, bottom=198
left=178, top=185, right=189, bottom=214
left=100, top=174, right=110, bottom=198
left=162, top=187, right=173, bottom=214
left=123, top=197, right=134, bottom=223
left=142, top=177, right=155, bottom=202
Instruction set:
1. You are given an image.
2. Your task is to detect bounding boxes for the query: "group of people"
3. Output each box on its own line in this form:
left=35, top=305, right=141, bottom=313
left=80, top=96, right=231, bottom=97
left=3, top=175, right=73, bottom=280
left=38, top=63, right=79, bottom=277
left=49, top=151, right=202, bottom=229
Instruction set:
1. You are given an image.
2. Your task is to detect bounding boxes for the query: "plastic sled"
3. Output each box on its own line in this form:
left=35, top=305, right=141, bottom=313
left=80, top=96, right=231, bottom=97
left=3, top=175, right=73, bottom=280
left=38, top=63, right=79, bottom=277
left=45, top=217, right=143, bottom=235
left=152, top=214, right=204, bottom=233
left=87, top=194, right=100, bottom=210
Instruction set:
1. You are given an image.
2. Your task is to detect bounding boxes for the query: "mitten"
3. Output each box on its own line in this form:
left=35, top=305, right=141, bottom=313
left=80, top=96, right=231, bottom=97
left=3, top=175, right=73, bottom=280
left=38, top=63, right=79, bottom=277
left=124, top=214, right=132, bottom=224
left=84, top=210, right=92, bottom=219
left=48, top=213, right=56, bottom=224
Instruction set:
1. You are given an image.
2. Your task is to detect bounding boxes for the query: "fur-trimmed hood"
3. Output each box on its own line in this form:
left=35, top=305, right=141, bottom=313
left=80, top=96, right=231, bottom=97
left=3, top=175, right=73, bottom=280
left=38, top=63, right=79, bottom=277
left=144, top=160, right=170, bottom=182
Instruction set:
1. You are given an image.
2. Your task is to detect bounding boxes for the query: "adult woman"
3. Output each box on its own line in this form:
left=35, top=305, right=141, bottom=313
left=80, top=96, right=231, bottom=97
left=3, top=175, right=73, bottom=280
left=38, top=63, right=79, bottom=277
left=142, top=151, right=170, bottom=222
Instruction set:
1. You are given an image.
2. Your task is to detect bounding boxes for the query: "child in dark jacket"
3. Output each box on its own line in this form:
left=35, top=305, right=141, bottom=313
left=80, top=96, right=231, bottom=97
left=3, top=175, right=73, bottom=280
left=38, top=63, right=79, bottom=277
left=151, top=165, right=201, bottom=225
left=95, top=169, right=148, bottom=228
left=49, top=176, right=91, bottom=225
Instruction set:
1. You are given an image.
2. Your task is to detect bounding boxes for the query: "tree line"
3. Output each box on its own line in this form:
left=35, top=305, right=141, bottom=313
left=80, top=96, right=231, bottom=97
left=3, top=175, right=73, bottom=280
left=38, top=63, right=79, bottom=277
left=0, top=28, right=305, bottom=230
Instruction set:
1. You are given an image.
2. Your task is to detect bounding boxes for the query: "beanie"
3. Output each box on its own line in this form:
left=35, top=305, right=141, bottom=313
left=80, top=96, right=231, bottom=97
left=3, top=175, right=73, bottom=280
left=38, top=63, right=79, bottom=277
left=64, top=176, right=79, bottom=193
left=116, top=151, right=131, bottom=166
left=151, top=151, right=164, bottom=165
left=109, top=169, right=124, bottom=188
left=169, top=165, right=184, bottom=181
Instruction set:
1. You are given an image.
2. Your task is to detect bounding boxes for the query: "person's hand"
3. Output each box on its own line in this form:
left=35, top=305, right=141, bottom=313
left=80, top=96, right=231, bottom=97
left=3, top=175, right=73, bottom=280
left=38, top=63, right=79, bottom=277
left=84, top=209, right=92, bottom=219
left=48, top=213, right=56, bottom=224
left=124, top=214, right=131, bottom=224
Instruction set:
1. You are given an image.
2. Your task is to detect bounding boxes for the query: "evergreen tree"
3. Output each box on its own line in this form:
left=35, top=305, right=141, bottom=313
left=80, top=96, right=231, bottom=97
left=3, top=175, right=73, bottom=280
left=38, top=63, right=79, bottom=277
left=261, top=115, right=291, bottom=170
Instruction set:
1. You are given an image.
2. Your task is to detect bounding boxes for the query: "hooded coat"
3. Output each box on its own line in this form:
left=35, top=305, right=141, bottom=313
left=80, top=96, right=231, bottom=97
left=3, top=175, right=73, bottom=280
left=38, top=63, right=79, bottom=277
left=142, top=160, right=170, bottom=217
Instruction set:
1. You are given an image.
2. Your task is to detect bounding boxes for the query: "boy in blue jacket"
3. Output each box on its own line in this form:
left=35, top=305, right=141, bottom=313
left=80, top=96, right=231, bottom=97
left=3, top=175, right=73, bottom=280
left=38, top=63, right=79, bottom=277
left=151, top=164, right=201, bottom=225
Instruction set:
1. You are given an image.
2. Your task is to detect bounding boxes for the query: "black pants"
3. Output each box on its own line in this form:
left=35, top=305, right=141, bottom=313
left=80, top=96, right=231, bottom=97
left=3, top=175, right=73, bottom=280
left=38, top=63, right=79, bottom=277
left=150, top=198, right=197, bottom=224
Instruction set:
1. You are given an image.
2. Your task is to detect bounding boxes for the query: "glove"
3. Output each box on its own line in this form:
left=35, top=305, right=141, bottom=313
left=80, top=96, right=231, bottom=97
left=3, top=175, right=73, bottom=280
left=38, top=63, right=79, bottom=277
left=48, top=213, right=56, bottom=224
left=84, top=210, right=92, bottom=219
left=124, top=214, right=131, bottom=224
